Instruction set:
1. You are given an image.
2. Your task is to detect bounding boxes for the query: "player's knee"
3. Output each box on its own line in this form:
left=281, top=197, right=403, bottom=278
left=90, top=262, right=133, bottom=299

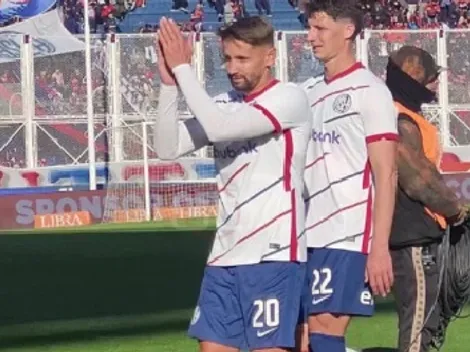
left=308, top=313, right=350, bottom=336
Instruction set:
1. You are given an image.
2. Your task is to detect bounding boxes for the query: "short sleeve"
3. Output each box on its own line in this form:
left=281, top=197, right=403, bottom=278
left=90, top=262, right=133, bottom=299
left=360, top=84, right=399, bottom=144
left=251, top=84, right=311, bottom=133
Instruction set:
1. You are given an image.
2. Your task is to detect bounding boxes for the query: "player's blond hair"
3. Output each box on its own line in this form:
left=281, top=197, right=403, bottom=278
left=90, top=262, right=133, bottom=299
left=217, top=17, right=274, bottom=47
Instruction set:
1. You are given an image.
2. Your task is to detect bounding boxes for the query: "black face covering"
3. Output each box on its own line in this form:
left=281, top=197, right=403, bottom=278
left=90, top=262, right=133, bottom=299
left=385, top=59, right=437, bottom=113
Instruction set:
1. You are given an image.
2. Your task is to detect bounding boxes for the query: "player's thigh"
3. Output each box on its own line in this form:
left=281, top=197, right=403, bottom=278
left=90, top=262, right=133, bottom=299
left=294, top=270, right=310, bottom=352
left=188, top=266, right=245, bottom=350
left=305, top=248, right=374, bottom=334
left=199, top=341, right=239, bottom=352
left=237, top=261, right=306, bottom=351
left=294, top=323, right=309, bottom=352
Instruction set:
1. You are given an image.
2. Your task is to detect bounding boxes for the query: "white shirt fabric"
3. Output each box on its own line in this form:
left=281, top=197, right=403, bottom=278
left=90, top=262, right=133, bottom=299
left=301, top=63, right=398, bottom=253
left=155, top=64, right=312, bottom=266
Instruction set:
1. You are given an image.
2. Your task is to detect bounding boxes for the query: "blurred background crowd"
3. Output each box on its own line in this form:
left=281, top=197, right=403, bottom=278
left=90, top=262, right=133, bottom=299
left=0, top=0, right=469, bottom=168
left=52, top=0, right=470, bottom=34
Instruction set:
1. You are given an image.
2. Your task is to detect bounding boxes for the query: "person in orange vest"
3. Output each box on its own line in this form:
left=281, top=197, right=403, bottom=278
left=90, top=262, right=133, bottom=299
left=385, top=45, right=470, bottom=352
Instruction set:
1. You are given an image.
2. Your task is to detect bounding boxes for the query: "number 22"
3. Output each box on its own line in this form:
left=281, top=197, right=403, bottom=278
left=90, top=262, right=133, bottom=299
left=311, top=268, right=333, bottom=295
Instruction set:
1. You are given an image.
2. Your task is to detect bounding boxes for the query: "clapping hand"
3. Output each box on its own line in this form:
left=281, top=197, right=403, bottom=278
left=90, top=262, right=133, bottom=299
left=158, top=17, right=193, bottom=71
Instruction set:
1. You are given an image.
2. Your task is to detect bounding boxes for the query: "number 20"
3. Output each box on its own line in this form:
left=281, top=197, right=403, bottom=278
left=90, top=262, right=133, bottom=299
left=311, top=268, right=333, bottom=295
left=252, top=299, right=280, bottom=328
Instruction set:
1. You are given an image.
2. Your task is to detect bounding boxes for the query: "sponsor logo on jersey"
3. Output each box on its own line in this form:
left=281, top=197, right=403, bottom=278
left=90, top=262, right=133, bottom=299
left=311, top=130, right=341, bottom=144
left=214, top=141, right=258, bottom=159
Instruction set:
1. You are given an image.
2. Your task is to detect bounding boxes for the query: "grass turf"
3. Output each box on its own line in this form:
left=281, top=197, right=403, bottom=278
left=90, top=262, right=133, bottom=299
left=0, top=219, right=469, bottom=351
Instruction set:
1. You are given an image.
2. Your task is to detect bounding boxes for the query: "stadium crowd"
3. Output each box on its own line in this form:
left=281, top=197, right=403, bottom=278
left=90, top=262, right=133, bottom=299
left=0, top=0, right=469, bottom=167
left=157, top=0, right=470, bottom=31
left=60, top=0, right=147, bottom=34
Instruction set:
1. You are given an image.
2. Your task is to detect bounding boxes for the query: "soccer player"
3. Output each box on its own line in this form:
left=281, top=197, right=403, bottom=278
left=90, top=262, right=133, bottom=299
left=299, top=1, right=399, bottom=351
left=155, top=16, right=312, bottom=352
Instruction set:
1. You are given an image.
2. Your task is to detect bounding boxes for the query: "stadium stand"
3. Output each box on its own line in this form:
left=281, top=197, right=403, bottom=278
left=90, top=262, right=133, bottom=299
left=44, top=0, right=470, bottom=34
left=0, top=0, right=469, bottom=174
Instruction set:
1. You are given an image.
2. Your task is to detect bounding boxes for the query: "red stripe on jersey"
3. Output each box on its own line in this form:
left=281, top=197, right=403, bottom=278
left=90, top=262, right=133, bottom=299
left=305, top=199, right=368, bottom=232
left=361, top=187, right=373, bottom=253
left=253, top=103, right=282, bottom=133
left=208, top=208, right=293, bottom=265
left=218, top=162, right=250, bottom=193
left=362, top=160, right=372, bottom=189
left=311, top=85, right=370, bottom=108
left=305, top=153, right=329, bottom=170
left=290, top=189, right=298, bottom=261
left=365, top=133, right=399, bottom=144
left=244, top=79, right=280, bottom=102
left=283, top=130, right=294, bottom=191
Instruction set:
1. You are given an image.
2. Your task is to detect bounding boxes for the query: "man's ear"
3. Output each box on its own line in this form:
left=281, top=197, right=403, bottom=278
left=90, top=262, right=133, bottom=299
left=265, top=46, right=276, bottom=68
left=343, top=21, right=356, bottom=40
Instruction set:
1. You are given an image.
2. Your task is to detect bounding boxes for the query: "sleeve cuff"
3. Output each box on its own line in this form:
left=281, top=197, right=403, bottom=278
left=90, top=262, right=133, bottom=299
left=160, top=83, right=179, bottom=93
left=172, top=63, right=192, bottom=77
left=366, top=133, right=399, bottom=144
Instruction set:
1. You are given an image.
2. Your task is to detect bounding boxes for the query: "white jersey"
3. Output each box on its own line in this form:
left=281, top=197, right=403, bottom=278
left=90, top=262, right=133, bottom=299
left=208, top=83, right=311, bottom=266
left=301, top=63, right=398, bottom=253
left=154, top=65, right=312, bottom=266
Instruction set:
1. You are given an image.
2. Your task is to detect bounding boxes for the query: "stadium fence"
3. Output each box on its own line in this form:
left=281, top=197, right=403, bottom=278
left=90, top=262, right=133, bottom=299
left=0, top=29, right=469, bottom=225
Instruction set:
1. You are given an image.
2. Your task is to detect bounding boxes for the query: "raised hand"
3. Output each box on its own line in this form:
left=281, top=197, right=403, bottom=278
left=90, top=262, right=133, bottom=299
left=156, top=37, right=176, bottom=86
left=158, top=17, right=193, bottom=70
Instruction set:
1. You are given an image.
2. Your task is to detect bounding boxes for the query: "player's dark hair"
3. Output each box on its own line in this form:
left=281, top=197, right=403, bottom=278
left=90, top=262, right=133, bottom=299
left=306, top=0, right=364, bottom=39
left=217, top=16, right=274, bottom=47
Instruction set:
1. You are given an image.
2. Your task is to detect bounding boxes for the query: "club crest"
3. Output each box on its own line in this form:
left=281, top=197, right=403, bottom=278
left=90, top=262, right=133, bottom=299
left=333, top=94, right=352, bottom=114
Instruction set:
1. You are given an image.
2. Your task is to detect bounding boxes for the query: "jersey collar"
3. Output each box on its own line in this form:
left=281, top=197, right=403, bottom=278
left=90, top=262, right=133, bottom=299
left=243, top=79, right=280, bottom=102
left=325, top=62, right=365, bottom=85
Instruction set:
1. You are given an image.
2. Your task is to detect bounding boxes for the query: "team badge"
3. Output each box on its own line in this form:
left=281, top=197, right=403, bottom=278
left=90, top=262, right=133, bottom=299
left=332, top=94, right=352, bottom=114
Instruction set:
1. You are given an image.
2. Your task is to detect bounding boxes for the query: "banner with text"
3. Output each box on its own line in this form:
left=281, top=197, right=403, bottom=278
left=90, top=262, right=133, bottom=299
left=1, top=172, right=470, bottom=230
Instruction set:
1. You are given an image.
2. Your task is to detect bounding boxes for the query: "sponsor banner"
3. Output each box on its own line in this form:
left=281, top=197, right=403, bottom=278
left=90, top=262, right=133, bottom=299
left=0, top=158, right=216, bottom=189
left=1, top=182, right=218, bottom=229
left=34, top=210, right=91, bottom=229
left=1, top=172, right=469, bottom=230
left=111, top=205, right=217, bottom=223
left=443, top=172, right=470, bottom=201
left=0, top=11, right=85, bottom=63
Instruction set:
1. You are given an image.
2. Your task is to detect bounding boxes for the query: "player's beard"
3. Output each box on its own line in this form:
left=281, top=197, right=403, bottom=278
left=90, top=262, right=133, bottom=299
left=228, top=74, right=256, bottom=93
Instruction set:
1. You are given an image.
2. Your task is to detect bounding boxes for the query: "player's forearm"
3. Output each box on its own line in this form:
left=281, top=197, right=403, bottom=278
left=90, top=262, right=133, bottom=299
left=154, top=84, right=182, bottom=160
left=371, top=168, right=397, bottom=251
left=172, top=64, right=274, bottom=142
left=398, top=158, right=461, bottom=218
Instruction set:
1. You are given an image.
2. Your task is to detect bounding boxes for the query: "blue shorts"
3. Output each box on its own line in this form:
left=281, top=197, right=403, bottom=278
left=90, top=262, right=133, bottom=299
left=188, top=261, right=306, bottom=350
left=301, top=248, right=374, bottom=317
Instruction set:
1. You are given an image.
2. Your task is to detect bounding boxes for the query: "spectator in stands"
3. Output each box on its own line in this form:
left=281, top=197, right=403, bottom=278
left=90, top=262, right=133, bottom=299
left=426, top=0, right=441, bottom=24
left=190, top=2, right=204, bottom=26
left=172, top=0, right=189, bottom=12
left=255, top=0, right=272, bottom=16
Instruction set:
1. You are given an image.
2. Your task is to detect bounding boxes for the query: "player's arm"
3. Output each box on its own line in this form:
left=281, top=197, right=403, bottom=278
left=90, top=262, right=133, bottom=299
left=363, top=85, right=399, bottom=251
left=154, top=84, right=209, bottom=160
left=396, top=115, right=462, bottom=221
left=172, top=64, right=310, bottom=142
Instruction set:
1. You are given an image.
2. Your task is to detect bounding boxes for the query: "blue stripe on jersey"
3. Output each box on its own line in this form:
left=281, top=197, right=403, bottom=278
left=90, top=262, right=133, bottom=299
left=306, top=80, right=323, bottom=91
left=216, top=176, right=284, bottom=232
left=304, top=170, right=364, bottom=202
left=324, top=112, right=359, bottom=124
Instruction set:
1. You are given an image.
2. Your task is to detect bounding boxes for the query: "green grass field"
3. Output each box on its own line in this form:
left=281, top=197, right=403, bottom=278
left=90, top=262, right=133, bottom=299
left=0, top=219, right=469, bottom=352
